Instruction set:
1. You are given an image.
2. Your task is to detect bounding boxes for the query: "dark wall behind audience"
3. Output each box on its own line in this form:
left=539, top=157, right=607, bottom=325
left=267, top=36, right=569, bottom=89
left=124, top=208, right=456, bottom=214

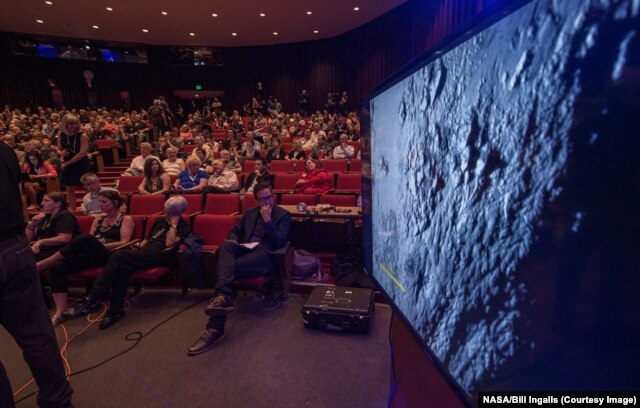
left=0, top=0, right=498, bottom=113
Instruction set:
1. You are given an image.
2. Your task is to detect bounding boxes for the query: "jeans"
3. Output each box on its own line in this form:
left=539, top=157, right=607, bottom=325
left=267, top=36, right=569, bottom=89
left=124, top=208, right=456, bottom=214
left=0, top=234, right=73, bottom=408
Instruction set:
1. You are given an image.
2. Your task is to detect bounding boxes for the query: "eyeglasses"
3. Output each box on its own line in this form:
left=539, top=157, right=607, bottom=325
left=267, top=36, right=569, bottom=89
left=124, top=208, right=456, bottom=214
left=256, top=194, right=273, bottom=202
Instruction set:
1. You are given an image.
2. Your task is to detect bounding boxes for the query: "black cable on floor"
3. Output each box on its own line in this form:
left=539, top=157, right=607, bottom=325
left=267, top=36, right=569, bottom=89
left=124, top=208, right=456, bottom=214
left=387, top=310, right=397, bottom=408
left=14, top=297, right=208, bottom=405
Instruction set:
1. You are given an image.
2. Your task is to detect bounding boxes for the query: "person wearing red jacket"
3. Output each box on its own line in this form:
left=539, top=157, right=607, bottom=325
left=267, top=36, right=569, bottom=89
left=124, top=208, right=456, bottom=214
left=294, top=158, right=331, bottom=194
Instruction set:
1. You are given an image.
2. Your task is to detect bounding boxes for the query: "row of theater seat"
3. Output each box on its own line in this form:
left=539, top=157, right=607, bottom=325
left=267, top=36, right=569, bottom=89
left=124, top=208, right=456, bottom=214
left=72, top=213, right=290, bottom=296
left=123, top=191, right=359, bottom=216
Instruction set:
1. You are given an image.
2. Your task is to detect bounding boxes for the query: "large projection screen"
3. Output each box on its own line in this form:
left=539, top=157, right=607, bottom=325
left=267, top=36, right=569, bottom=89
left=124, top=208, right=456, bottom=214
left=364, top=0, right=640, bottom=398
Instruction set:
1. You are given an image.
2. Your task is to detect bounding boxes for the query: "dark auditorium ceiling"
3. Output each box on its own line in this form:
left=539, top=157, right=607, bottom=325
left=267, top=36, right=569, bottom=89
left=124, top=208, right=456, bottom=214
left=0, top=0, right=406, bottom=47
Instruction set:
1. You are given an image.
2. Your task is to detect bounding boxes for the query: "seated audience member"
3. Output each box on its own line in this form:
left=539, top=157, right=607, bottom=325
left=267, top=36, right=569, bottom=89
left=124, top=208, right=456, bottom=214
left=228, top=140, right=242, bottom=162
left=22, top=151, right=58, bottom=209
left=240, top=141, right=260, bottom=162
left=311, top=135, right=333, bottom=159
left=74, top=196, right=191, bottom=329
left=294, top=158, right=332, bottom=194
left=243, top=158, right=274, bottom=193
left=188, top=183, right=290, bottom=355
left=173, top=156, right=209, bottom=193
left=162, top=147, right=186, bottom=176
left=192, top=147, right=213, bottom=173
left=241, top=131, right=262, bottom=153
left=265, top=137, right=286, bottom=162
left=179, top=124, right=193, bottom=140
left=310, top=122, right=326, bottom=141
left=203, top=159, right=240, bottom=194
left=332, top=133, right=355, bottom=160
left=25, top=192, right=79, bottom=261
left=326, top=130, right=340, bottom=148
left=189, top=135, right=213, bottom=162
left=37, top=190, right=135, bottom=325
left=222, top=129, right=240, bottom=150
left=286, top=139, right=306, bottom=161
left=79, top=172, right=123, bottom=215
left=301, top=128, right=318, bottom=150
left=138, top=157, right=171, bottom=195
left=220, top=149, right=242, bottom=174
left=121, top=142, right=159, bottom=177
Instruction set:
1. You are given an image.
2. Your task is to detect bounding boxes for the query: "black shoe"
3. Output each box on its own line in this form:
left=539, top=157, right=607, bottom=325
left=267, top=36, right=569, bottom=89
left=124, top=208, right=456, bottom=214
left=204, top=295, right=235, bottom=316
left=262, top=293, right=283, bottom=311
left=99, top=311, right=125, bottom=330
left=188, top=329, right=225, bottom=356
left=68, top=296, right=101, bottom=318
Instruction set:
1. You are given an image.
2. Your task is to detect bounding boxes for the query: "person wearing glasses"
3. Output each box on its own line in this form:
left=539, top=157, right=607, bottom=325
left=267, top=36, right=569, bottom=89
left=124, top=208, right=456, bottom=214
left=188, top=183, right=291, bottom=356
left=79, top=172, right=124, bottom=216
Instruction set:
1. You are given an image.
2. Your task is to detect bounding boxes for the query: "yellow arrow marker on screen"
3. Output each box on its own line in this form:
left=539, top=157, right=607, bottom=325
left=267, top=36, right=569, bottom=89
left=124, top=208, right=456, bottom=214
left=380, top=264, right=406, bottom=292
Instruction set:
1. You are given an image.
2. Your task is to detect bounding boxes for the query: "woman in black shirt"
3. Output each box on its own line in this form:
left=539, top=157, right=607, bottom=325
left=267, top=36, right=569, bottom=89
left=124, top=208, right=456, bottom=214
left=57, top=114, right=89, bottom=211
left=25, top=192, right=79, bottom=262
left=37, top=190, right=134, bottom=325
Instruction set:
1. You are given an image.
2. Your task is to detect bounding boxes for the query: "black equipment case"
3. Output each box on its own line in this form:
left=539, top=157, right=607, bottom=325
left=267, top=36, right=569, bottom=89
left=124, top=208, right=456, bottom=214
left=301, top=285, right=375, bottom=334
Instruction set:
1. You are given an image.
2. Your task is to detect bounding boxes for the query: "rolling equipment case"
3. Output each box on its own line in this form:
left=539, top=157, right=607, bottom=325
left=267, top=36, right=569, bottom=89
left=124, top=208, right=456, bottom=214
left=301, top=285, right=375, bottom=334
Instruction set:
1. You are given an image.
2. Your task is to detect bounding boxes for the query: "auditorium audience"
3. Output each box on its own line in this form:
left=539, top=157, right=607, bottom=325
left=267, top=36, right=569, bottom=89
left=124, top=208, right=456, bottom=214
left=37, top=190, right=135, bottom=325
left=265, top=137, right=286, bottom=162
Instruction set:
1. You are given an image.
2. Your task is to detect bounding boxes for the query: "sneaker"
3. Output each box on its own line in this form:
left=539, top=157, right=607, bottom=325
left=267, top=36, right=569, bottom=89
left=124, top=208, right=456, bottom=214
left=204, top=295, right=235, bottom=316
left=187, top=329, right=225, bottom=356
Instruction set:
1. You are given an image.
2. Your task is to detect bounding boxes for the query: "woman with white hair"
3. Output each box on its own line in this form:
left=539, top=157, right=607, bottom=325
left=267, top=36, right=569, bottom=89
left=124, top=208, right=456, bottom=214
left=173, top=156, right=209, bottom=192
left=162, top=147, right=186, bottom=176
left=73, top=196, right=190, bottom=329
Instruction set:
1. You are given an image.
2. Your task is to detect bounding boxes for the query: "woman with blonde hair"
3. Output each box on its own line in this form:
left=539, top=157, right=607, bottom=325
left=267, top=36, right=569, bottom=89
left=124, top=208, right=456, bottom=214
left=57, top=114, right=89, bottom=210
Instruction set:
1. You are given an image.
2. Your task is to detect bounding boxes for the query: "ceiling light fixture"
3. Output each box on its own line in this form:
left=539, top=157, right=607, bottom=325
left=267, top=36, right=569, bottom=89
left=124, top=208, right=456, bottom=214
left=36, top=19, right=44, bottom=23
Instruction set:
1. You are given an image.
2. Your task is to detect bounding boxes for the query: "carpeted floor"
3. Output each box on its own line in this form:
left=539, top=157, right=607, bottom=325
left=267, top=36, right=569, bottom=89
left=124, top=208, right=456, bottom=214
left=1, top=288, right=391, bottom=408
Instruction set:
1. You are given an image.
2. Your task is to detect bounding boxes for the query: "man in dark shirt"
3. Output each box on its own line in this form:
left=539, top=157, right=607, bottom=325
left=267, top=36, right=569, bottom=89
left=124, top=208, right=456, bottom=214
left=188, top=183, right=290, bottom=355
left=0, top=141, right=73, bottom=408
